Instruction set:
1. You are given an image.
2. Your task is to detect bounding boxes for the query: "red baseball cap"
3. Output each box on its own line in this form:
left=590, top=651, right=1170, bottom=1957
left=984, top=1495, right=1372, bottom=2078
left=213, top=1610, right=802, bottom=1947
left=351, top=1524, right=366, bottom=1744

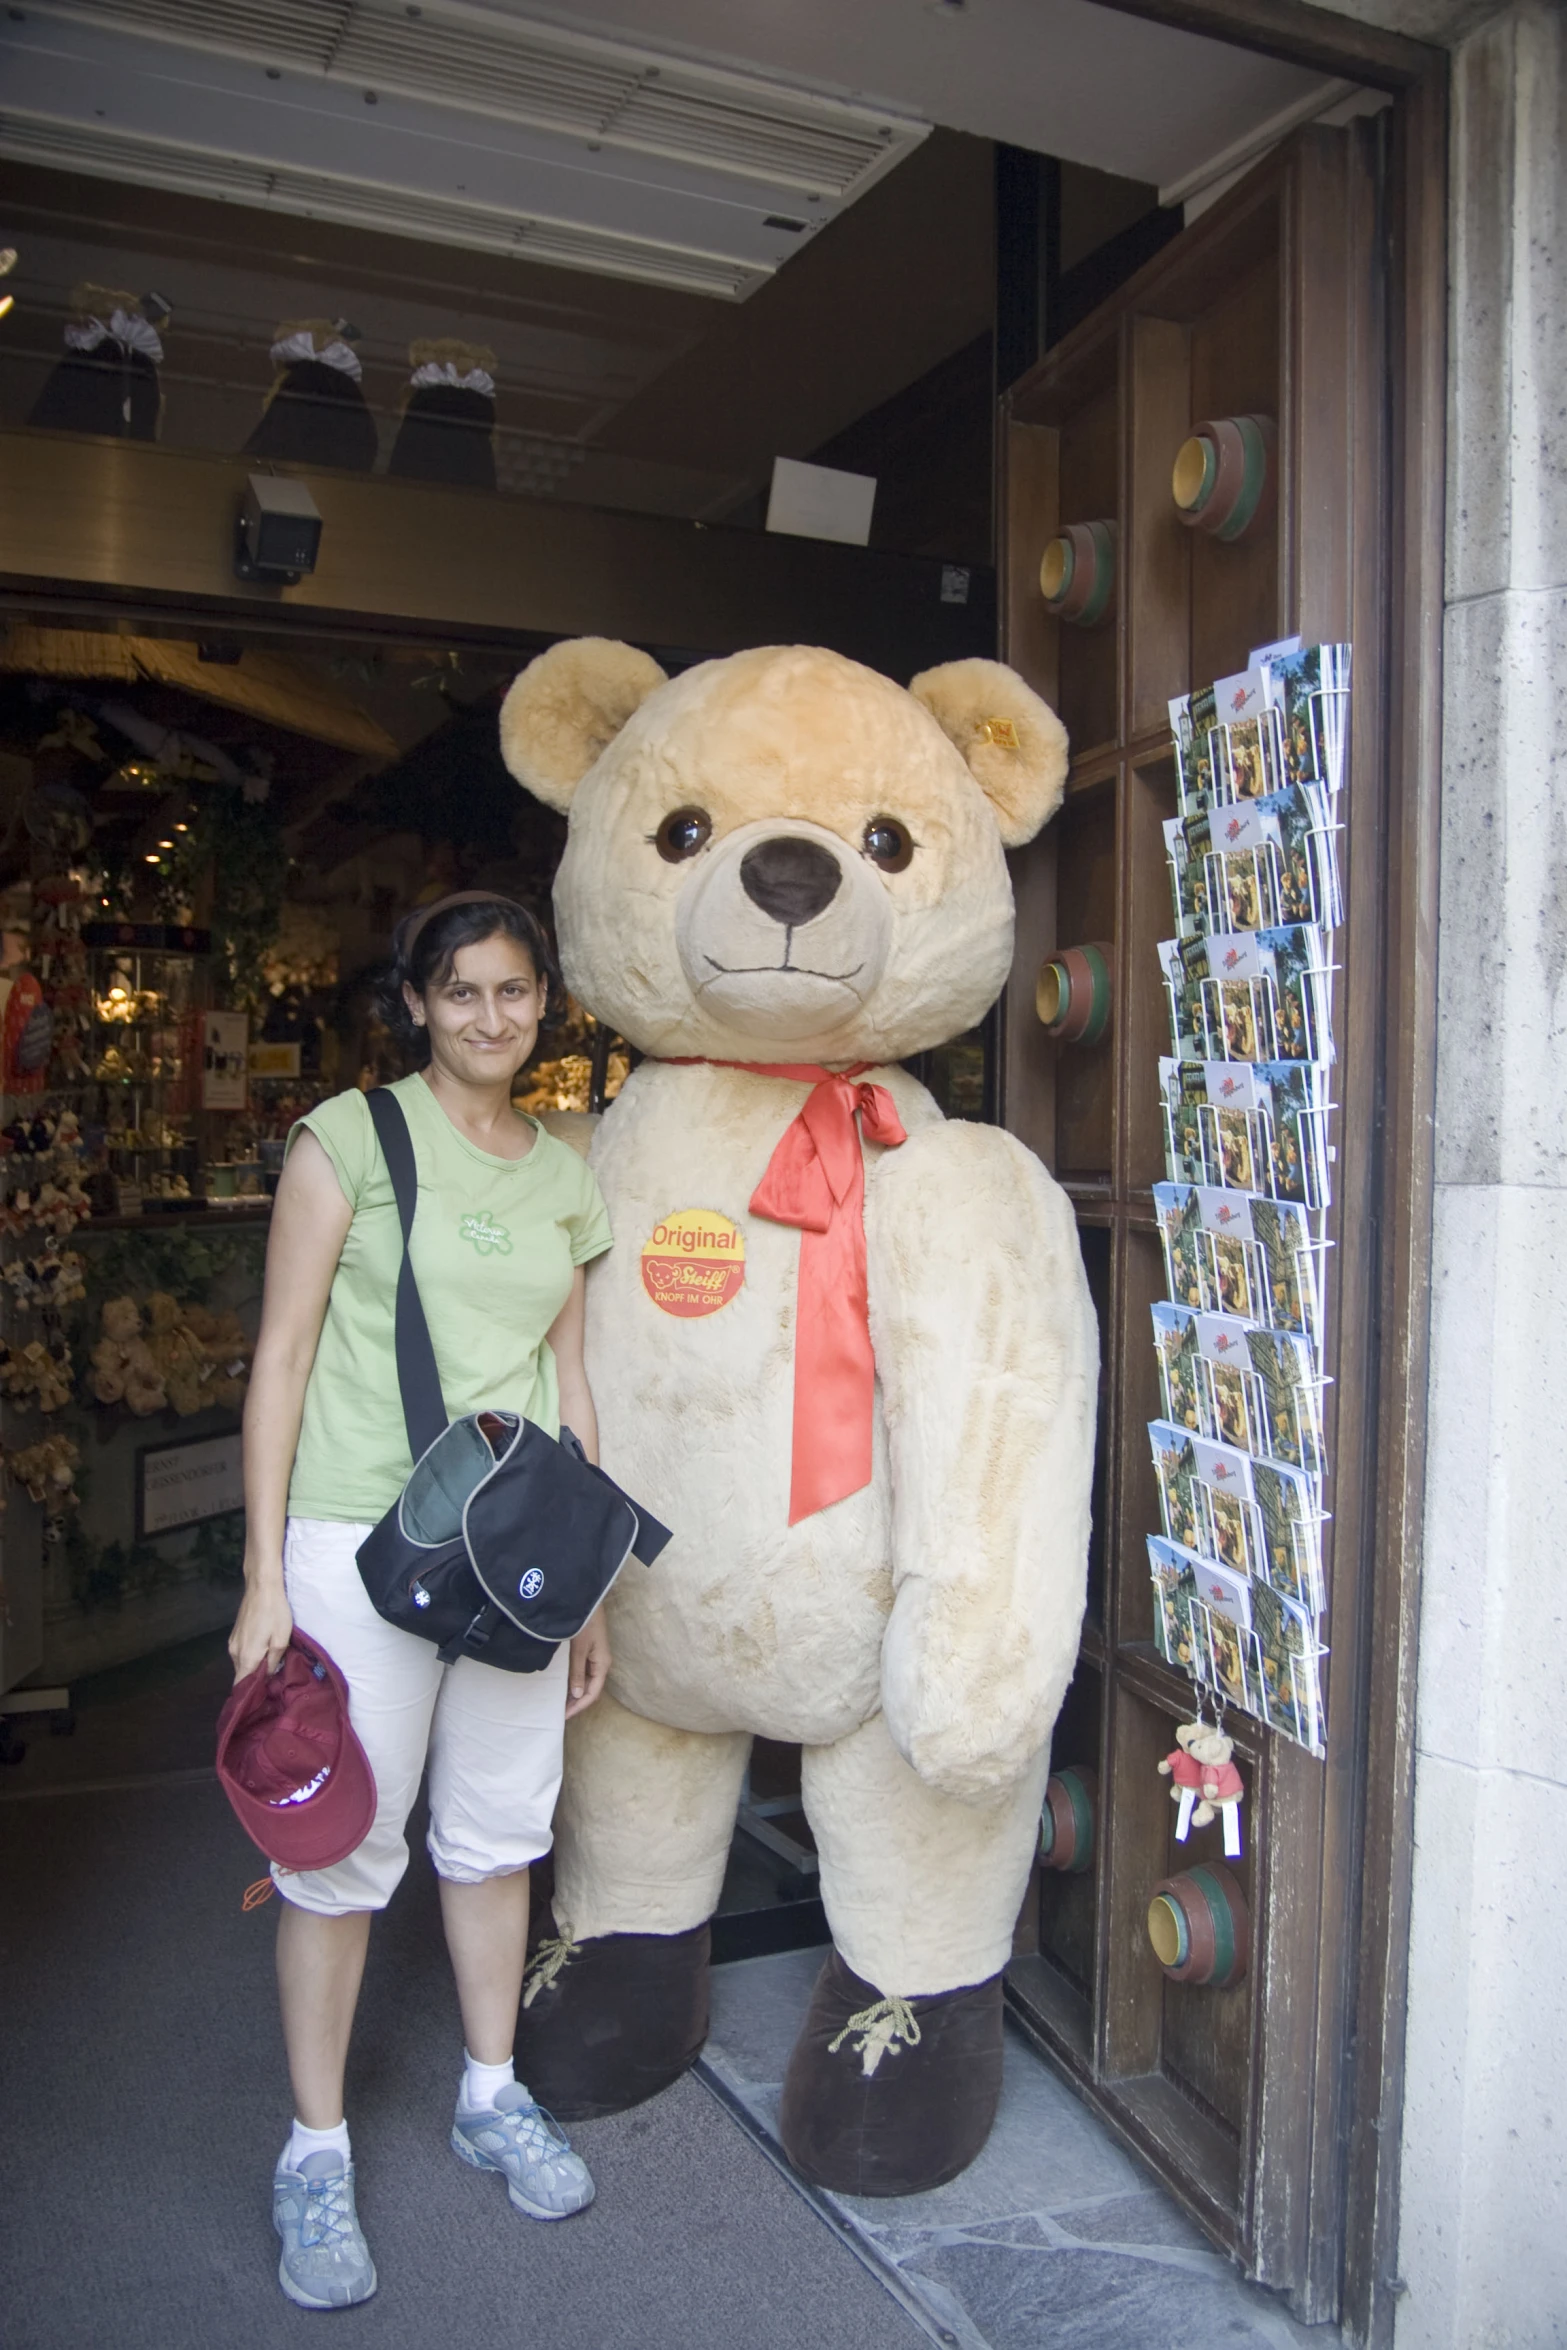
left=216, top=1630, right=375, bottom=1872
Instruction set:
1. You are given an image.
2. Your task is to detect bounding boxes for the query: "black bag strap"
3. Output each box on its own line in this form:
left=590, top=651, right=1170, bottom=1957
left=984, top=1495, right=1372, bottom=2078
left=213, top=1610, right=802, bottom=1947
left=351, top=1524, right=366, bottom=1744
left=365, top=1086, right=448, bottom=1461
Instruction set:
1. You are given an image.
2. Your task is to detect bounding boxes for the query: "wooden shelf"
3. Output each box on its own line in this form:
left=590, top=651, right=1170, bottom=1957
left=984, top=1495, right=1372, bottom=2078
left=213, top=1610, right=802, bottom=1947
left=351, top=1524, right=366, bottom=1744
left=997, top=122, right=1392, bottom=2308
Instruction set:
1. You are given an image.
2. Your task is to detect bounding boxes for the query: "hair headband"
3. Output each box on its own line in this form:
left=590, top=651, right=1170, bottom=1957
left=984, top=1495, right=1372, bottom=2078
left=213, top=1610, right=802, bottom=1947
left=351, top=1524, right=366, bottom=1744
left=399, top=890, right=531, bottom=958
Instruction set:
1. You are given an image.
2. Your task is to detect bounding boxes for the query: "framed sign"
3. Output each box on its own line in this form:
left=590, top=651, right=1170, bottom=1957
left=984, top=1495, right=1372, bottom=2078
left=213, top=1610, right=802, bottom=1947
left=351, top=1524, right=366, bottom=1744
left=136, top=1431, right=244, bottom=1536
left=249, top=1040, right=301, bottom=1078
left=202, top=1010, right=250, bottom=1109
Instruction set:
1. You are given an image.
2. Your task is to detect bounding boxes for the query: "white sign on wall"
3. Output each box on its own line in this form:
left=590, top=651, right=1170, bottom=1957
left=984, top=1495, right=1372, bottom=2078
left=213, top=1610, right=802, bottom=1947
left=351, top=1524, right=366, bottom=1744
left=765, top=455, right=877, bottom=547
left=137, top=1432, right=244, bottom=1536
left=202, top=1011, right=250, bottom=1109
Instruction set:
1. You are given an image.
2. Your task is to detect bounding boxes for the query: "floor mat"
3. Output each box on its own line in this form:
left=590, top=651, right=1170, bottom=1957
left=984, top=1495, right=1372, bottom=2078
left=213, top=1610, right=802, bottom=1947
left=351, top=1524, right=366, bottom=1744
left=0, top=1781, right=923, bottom=2350
left=698, top=1948, right=1331, bottom=2350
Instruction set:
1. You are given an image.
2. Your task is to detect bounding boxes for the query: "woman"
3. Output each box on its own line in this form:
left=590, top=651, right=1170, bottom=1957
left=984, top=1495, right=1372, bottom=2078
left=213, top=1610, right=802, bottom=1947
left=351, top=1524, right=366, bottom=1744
left=229, top=892, right=612, bottom=2311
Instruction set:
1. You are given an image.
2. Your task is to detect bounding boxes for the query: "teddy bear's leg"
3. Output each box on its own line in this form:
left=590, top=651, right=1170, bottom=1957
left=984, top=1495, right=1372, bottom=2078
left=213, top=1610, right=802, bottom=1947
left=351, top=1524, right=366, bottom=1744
left=780, top=1711, right=1048, bottom=2195
left=514, top=1686, right=751, bottom=2119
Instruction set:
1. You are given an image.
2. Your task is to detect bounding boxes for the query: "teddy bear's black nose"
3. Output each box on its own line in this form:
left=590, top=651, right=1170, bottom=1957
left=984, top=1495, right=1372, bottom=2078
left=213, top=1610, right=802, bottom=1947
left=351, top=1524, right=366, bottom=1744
left=740, top=837, right=843, bottom=926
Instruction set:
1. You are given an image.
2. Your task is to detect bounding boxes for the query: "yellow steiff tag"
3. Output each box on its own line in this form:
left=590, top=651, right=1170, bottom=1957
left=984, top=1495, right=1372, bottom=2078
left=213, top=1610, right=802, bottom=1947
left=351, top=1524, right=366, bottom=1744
left=975, top=716, right=1021, bottom=750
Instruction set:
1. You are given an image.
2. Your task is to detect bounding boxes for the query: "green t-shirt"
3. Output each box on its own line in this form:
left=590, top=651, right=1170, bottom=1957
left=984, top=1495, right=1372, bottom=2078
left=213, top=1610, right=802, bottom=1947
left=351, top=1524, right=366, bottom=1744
left=287, top=1074, right=612, bottom=1523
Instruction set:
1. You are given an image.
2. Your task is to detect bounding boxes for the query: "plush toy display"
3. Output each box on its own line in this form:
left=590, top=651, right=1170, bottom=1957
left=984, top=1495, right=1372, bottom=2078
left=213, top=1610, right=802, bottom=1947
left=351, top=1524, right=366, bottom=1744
left=27, top=285, right=169, bottom=442
left=243, top=319, right=376, bottom=472
left=89, top=1291, right=252, bottom=1417
left=500, top=639, right=1098, bottom=2196
left=387, top=340, right=498, bottom=490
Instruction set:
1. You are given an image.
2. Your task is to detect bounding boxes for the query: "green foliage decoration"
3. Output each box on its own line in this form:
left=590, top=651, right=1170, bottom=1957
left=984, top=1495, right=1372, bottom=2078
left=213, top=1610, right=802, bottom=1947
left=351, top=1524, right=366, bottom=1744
left=199, top=786, right=290, bottom=1011
left=76, top=1223, right=266, bottom=1311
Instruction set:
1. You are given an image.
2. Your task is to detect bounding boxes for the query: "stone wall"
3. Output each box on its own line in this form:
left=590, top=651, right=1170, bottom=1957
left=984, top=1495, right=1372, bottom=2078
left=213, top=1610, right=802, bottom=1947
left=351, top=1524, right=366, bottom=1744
left=1393, top=4, right=1567, bottom=2344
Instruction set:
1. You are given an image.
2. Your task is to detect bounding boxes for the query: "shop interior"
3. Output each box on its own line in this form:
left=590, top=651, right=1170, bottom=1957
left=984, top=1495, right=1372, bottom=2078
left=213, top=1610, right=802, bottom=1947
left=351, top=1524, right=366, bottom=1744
left=0, top=3, right=1435, bottom=2338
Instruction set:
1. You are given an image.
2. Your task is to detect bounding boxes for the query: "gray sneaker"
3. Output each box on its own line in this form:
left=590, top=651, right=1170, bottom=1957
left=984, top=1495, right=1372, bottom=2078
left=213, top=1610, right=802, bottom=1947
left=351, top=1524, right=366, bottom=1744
left=451, top=2082, right=596, bottom=2219
left=272, top=2149, right=378, bottom=2309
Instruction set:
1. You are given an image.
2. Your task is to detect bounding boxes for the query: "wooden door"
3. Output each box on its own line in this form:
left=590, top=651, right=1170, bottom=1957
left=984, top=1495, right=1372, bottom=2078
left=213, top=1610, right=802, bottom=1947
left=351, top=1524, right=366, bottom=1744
left=998, top=122, right=1391, bottom=2317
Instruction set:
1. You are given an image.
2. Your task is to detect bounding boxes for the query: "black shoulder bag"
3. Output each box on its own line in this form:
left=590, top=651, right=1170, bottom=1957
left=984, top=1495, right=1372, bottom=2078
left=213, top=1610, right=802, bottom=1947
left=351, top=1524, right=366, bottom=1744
left=354, top=1087, right=670, bottom=1672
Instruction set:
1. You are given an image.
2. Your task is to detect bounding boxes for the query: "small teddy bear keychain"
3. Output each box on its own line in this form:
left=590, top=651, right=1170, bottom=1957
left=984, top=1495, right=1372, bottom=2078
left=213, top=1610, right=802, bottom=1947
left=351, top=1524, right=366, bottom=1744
left=1158, top=1702, right=1245, bottom=1859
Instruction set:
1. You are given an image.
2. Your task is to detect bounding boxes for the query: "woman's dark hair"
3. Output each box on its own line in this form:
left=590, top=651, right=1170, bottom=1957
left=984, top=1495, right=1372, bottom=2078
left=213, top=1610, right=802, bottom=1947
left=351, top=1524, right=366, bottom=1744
left=376, top=894, right=564, bottom=1067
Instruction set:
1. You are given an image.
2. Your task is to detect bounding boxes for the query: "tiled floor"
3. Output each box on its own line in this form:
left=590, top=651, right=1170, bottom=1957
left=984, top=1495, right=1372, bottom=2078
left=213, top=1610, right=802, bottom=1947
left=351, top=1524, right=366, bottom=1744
left=699, top=1947, right=1332, bottom=2350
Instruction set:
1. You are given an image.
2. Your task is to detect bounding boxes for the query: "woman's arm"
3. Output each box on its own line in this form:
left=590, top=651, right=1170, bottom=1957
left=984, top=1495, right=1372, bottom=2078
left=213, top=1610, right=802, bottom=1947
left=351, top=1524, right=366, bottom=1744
left=228, top=1130, right=354, bottom=1680
left=546, top=1267, right=610, bottom=1718
left=546, top=1265, right=597, bottom=1465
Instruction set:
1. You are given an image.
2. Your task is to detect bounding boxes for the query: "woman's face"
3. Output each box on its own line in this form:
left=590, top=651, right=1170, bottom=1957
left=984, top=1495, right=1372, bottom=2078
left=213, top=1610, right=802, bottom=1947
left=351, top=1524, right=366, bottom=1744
left=405, top=931, right=545, bottom=1086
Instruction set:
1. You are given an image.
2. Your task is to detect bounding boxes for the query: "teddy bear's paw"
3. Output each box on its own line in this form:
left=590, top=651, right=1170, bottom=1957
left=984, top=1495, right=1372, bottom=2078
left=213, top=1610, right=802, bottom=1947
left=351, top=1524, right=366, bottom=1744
left=513, top=1916, right=711, bottom=2121
left=778, top=1950, right=1004, bottom=2196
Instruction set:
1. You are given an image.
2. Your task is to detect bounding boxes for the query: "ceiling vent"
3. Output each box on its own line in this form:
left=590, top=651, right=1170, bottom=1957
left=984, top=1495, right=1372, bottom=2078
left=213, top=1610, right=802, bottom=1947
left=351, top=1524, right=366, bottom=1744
left=38, top=0, right=920, bottom=199
left=0, top=111, right=770, bottom=297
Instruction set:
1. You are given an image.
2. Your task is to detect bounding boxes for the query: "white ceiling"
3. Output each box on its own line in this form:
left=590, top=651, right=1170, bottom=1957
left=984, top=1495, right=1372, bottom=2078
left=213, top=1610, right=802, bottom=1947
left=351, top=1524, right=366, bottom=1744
left=509, top=0, right=1347, bottom=197
left=1, top=0, right=1352, bottom=306
left=0, top=0, right=929, bottom=298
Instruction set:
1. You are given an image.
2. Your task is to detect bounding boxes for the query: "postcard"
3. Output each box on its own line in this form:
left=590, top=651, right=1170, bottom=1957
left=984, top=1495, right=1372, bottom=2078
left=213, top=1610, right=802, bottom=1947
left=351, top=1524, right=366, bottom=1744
left=1151, top=1300, right=1206, bottom=1438
left=1260, top=641, right=1352, bottom=798
left=1149, top=1421, right=1205, bottom=1554
left=1154, top=1182, right=1209, bottom=1315
left=1159, top=1057, right=1209, bottom=1188
left=1148, top=1533, right=1202, bottom=1677
left=1170, top=683, right=1219, bottom=815
left=1243, top=1192, right=1321, bottom=1345
left=1250, top=1580, right=1326, bottom=1751
left=1252, top=1455, right=1326, bottom=1614
left=1210, top=667, right=1287, bottom=809
left=1196, top=1596, right=1254, bottom=1711
left=1190, top=1550, right=1254, bottom=1630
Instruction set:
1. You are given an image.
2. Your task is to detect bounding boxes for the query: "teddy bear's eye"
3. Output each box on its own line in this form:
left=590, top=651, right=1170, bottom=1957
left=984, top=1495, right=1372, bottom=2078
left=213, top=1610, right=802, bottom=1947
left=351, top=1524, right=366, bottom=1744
left=862, top=817, right=914, bottom=874
left=654, top=807, right=713, bottom=863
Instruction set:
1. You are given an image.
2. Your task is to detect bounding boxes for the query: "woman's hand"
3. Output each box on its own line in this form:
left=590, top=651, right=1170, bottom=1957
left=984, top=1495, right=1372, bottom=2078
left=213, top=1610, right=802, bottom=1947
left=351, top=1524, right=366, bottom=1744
left=229, top=1574, right=294, bottom=1682
left=565, top=1608, right=610, bottom=1719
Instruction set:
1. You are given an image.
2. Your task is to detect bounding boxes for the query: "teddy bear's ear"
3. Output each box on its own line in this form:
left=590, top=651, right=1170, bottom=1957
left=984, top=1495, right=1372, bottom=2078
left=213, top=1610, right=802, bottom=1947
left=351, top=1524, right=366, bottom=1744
left=908, top=658, right=1069, bottom=848
left=500, top=637, right=668, bottom=812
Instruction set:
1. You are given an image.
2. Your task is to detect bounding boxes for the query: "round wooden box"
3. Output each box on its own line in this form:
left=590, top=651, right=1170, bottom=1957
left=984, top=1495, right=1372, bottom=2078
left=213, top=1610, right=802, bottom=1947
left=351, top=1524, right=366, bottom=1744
left=1038, top=1765, right=1097, bottom=1874
left=1038, top=519, right=1116, bottom=625
left=1035, top=942, right=1112, bottom=1045
left=1147, top=1862, right=1250, bottom=1986
left=1172, top=414, right=1277, bottom=542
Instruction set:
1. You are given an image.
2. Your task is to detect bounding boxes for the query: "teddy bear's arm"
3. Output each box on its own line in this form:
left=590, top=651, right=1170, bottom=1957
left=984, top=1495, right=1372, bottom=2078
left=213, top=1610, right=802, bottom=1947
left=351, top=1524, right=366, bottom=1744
left=867, top=1122, right=1099, bottom=1805
left=537, top=1109, right=600, bottom=1161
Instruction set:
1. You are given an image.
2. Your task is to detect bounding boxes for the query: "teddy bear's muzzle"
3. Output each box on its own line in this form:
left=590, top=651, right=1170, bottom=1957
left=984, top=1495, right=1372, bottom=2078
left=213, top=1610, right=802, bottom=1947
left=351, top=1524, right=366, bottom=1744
left=674, top=818, right=892, bottom=1044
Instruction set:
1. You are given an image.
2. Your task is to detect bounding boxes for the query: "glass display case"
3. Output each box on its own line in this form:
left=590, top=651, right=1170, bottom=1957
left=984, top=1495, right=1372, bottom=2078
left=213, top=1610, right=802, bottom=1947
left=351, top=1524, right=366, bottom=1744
left=77, top=923, right=209, bottom=1215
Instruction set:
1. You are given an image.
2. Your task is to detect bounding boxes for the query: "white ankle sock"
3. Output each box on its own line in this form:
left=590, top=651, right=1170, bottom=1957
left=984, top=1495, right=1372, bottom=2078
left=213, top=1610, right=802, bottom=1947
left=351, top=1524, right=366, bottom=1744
left=461, top=2050, right=516, bottom=2112
left=283, top=2116, right=351, bottom=2172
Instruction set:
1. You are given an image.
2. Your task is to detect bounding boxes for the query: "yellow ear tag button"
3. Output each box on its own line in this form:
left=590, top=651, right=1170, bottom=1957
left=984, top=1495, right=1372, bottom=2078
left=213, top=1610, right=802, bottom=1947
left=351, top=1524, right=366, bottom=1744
left=976, top=717, right=1021, bottom=751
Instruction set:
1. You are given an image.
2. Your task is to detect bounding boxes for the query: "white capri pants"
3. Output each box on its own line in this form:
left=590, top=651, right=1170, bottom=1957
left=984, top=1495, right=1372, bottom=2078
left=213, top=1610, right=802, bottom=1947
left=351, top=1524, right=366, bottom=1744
left=273, top=1516, right=569, bottom=1917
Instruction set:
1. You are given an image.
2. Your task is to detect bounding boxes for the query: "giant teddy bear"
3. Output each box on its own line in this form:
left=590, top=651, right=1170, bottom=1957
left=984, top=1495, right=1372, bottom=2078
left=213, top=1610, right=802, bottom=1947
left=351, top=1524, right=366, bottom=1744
left=500, top=639, right=1098, bottom=2196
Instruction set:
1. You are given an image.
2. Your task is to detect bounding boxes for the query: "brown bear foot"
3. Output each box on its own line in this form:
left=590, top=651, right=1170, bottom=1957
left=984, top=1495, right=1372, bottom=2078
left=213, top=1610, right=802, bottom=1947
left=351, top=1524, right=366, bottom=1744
left=515, top=1919, right=711, bottom=2120
left=778, top=1949, right=1005, bottom=2196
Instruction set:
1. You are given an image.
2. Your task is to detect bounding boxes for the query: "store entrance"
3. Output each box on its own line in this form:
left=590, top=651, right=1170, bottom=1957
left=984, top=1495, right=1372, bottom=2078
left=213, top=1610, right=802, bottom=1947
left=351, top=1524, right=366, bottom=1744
left=0, top=13, right=1444, bottom=2321
left=0, top=610, right=825, bottom=1958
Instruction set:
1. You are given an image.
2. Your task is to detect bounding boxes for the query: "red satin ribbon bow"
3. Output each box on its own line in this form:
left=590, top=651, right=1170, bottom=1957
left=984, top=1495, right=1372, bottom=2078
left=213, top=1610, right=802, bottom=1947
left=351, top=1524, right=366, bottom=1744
left=664, top=1060, right=907, bottom=1523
